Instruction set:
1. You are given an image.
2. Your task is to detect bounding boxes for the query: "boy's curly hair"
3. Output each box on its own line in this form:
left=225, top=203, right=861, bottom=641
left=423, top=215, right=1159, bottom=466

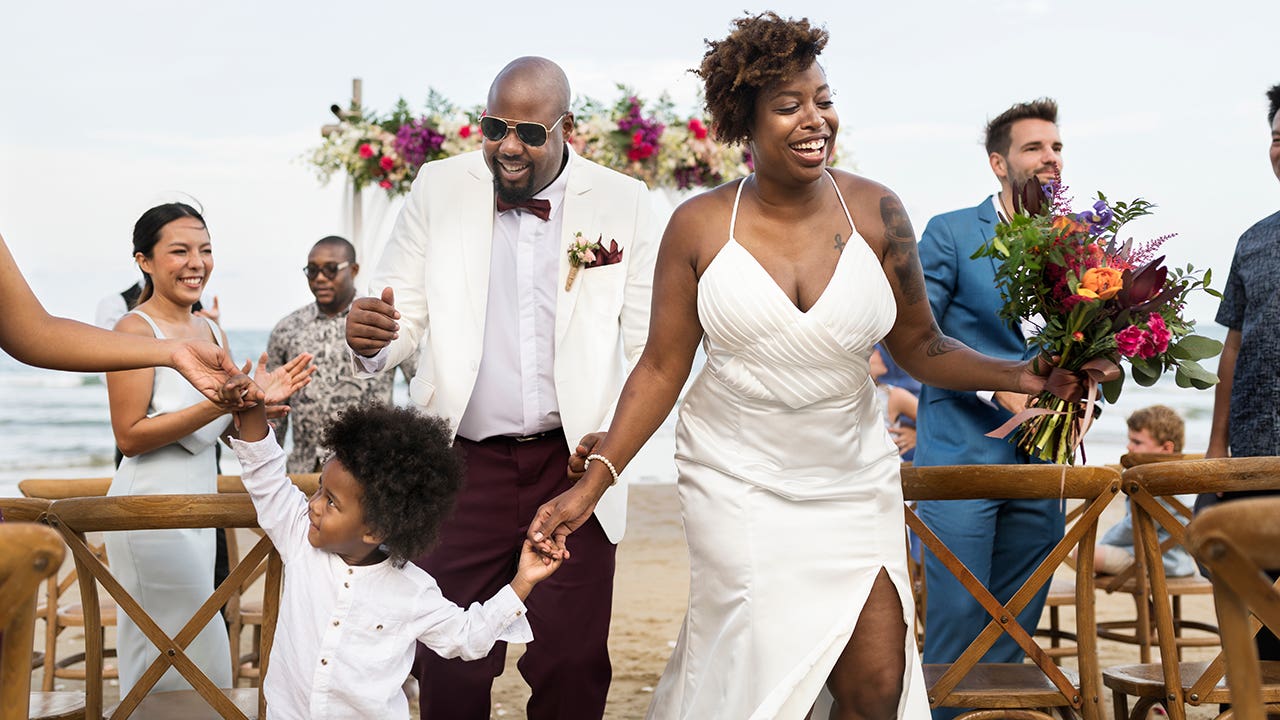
left=697, top=12, right=829, bottom=146
left=322, top=406, right=462, bottom=568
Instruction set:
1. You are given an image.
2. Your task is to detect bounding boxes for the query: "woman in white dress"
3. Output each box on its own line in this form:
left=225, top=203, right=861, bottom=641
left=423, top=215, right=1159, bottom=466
left=104, top=203, right=312, bottom=697
left=529, top=13, right=1069, bottom=720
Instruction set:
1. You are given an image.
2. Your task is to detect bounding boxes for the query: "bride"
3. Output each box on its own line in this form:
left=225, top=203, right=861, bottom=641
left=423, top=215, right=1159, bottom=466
left=530, top=13, right=1062, bottom=719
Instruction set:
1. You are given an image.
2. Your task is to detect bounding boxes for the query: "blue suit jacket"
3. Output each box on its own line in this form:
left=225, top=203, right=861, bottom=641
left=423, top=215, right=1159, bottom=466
left=914, top=196, right=1034, bottom=467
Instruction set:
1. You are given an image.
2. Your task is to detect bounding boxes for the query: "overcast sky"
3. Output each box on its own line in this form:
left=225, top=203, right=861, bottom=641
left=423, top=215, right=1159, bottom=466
left=2, top=0, right=1277, bottom=333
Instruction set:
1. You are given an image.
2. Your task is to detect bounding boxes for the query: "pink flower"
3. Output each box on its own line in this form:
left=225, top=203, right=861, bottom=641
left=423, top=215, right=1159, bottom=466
left=689, top=118, right=708, bottom=140
left=582, top=248, right=596, bottom=264
left=1147, top=313, right=1171, bottom=354
left=1072, top=331, right=1084, bottom=342
left=459, top=125, right=472, bottom=139
left=358, top=143, right=374, bottom=159
left=379, top=156, right=395, bottom=171
left=379, top=179, right=392, bottom=189
left=1116, top=325, right=1147, bottom=358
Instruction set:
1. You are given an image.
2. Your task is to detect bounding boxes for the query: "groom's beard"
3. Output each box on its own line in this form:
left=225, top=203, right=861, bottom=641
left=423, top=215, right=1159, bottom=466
left=491, top=161, right=537, bottom=205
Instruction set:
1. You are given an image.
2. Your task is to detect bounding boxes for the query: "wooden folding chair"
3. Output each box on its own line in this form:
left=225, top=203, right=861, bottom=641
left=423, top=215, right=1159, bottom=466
left=0, top=522, right=86, bottom=720
left=904, top=464, right=1121, bottom=719
left=1102, top=456, right=1280, bottom=720
left=1185, top=496, right=1280, bottom=720
left=44, top=494, right=282, bottom=720
left=18, top=478, right=118, bottom=693
left=1093, top=454, right=1215, bottom=663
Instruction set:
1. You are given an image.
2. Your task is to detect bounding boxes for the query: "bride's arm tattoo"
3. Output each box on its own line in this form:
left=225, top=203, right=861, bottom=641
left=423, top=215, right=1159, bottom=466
left=925, top=321, right=965, bottom=357
left=879, top=195, right=926, bottom=304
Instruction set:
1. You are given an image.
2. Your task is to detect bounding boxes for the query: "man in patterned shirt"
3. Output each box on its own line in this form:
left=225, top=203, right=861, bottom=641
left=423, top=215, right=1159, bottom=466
left=1203, top=82, right=1280, bottom=661
left=267, top=236, right=414, bottom=472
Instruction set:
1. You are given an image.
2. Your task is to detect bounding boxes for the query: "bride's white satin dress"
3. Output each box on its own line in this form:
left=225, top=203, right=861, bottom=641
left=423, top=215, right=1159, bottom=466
left=646, top=174, right=930, bottom=719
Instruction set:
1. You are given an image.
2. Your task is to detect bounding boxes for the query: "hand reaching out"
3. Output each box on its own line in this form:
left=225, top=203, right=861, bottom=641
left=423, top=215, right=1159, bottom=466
left=193, top=295, right=221, bottom=325
left=171, top=339, right=254, bottom=409
left=254, top=351, right=316, bottom=407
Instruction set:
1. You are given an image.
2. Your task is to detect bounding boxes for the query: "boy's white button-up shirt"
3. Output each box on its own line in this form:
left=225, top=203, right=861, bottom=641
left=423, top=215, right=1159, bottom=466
left=231, top=432, right=533, bottom=720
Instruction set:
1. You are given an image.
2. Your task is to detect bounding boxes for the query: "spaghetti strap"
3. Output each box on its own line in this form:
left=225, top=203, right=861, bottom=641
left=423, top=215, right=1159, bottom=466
left=728, top=176, right=749, bottom=241
left=825, top=170, right=856, bottom=233
left=126, top=310, right=164, bottom=339
left=127, top=310, right=224, bottom=348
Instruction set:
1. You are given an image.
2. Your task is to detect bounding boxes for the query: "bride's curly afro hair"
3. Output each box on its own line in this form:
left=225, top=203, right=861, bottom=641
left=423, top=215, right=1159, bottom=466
left=323, top=406, right=462, bottom=568
left=696, top=12, right=829, bottom=146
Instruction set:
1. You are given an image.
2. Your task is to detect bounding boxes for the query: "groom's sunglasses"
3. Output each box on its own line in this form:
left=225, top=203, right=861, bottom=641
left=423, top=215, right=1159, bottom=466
left=479, top=113, right=567, bottom=147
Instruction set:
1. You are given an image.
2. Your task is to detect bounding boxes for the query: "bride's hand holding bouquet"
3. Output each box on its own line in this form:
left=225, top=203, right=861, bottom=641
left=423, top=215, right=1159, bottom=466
left=973, top=176, right=1222, bottom=464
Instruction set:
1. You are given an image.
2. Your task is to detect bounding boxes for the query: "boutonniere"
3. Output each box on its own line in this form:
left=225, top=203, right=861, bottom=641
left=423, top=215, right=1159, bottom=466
left=566, top=232, right=626, bottom=291
left=565, top=232, right=601, bottom=291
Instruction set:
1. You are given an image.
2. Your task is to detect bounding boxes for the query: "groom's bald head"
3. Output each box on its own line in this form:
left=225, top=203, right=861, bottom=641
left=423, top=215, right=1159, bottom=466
left=483, top=57, right=574, bottom=204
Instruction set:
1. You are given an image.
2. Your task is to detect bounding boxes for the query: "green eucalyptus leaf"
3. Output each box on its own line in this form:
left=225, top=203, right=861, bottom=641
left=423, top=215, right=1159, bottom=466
left=1177, top=358, right=1219, bottom=388
left=1175, top=335, right=1224, bottom=361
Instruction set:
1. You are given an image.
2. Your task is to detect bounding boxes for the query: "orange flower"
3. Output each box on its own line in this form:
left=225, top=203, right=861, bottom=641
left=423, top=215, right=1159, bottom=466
left=1052, top=215, right=1090, bottom=235
left=1080, top=267, right=1123, bottom=300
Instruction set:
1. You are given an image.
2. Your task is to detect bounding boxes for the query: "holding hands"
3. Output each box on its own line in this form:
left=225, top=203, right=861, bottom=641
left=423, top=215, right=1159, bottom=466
left=509, top=540, right=564, bottom=600
left=529, top=432, right=609, bottom=561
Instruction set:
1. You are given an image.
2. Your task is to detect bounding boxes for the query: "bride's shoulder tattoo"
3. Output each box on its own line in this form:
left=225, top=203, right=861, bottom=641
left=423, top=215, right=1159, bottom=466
left=879, top=195, right=926, bottom=304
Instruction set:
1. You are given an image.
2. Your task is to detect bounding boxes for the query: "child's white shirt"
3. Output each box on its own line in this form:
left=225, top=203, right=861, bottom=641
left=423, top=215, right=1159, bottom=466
left=231, top=431, right=533, bottom=720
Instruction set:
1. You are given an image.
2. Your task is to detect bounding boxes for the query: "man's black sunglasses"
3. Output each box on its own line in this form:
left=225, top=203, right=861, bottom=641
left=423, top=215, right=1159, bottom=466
left=479, top=113, right=567, bottom=147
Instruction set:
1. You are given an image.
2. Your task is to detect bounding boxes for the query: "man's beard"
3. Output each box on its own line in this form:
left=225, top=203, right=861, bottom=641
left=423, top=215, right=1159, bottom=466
left=491, top=158, right=537, bottom=205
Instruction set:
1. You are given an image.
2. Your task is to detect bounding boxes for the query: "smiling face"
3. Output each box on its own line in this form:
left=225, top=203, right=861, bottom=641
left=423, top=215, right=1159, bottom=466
left=747, top=61, right=837, bottom=183
left=308, top=457, right=383, bottom=565
left=306, top=242, right=358, bottom=316
left=482, top=62, right=572, bottom=205
left=992, top=118, right=1063, bottom=193
left=136, top=217, right=212, bottom=307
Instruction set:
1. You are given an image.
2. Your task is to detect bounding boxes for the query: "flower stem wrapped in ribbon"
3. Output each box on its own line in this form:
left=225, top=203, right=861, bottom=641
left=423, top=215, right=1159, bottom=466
left=565, top=232, right=601, bottom=291
left=973, top=178, right=1223, bottom=464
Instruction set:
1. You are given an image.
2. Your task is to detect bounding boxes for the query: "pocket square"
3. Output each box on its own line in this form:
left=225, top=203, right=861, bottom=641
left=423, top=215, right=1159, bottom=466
left=584, top=239, right=624, bottom=268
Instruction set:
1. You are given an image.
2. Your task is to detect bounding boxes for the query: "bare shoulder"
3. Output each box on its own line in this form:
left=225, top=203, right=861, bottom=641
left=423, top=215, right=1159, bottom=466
left=665, top=180, right=742, bottom=275
left=829, top=169, right=913, bottom=256
left=112, top=312, right=157, bottom=338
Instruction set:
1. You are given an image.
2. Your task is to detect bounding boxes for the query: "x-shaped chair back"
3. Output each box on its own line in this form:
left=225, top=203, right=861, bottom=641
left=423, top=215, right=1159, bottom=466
left=1186, top=496, right=1280, bottom=720
left=903, top=464, right=1120, bottom=719
left=1110, top=456, right=1280, bottom=720
left=45, top=494, right=282, bottom=720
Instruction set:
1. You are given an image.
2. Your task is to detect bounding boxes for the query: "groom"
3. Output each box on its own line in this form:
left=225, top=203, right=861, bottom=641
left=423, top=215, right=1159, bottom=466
left=914, top=98, right=1066, bottom=719
left=345, top=57, right=660, bottom=719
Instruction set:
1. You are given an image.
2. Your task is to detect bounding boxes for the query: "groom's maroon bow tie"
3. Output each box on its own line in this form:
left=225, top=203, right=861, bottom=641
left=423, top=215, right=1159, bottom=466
left=495, top=196, right=551, bottom=221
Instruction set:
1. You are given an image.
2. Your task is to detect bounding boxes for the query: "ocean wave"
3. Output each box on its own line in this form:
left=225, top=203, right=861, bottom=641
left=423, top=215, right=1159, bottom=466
left=0, top=372, right=102, bottom=389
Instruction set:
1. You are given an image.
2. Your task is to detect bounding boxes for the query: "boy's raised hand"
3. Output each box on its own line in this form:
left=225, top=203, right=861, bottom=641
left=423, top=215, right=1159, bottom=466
left=224, top=363, right=270, bottom=442
left=510, top=540, right=563, bottom=601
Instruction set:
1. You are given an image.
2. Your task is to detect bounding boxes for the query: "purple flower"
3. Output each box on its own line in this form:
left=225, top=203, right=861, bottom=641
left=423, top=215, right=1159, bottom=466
left=1075, top=199, right=1115, bottom=235
left=394, top=119, right=446, bottom=168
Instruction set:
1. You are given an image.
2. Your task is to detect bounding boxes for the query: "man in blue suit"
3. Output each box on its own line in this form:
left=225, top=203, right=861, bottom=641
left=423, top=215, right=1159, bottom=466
left=915, top=98, right=1064, bottom=719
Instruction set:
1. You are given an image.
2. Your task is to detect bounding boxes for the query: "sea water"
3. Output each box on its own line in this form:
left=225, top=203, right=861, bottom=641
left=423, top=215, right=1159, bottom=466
left=0, top=327, right=1225, bottom=497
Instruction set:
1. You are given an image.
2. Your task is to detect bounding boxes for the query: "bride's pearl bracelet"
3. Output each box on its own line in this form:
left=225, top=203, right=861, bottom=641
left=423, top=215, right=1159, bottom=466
left=585, top=453, right=620, bottom=486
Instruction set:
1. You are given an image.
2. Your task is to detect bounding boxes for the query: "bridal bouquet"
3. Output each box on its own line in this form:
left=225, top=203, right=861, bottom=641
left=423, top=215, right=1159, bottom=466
left=972, top=178, right=1222, bottom=464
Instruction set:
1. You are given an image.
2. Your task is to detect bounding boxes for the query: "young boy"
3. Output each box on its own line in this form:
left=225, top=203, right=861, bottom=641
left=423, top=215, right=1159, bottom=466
left=225, top=382, right=560, bottom=719
left=1093, top=405, right=1196, bottom=576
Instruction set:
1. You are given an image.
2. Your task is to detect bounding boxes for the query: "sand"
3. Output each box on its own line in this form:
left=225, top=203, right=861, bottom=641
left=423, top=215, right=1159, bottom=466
left=36, top=483, right=1225, bottom=719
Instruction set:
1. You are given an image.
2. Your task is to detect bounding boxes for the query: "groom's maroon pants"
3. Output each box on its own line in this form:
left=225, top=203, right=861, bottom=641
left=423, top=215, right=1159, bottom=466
left=412, top=428, right=617, bottom=720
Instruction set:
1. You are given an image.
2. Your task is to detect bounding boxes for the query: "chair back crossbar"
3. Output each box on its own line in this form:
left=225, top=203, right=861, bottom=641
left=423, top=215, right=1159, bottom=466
left=903, top=464, right=1121, bottom=719
left=44, top=494, right=282, bottom=720
left=1102, top=457, right=1280, bottom=720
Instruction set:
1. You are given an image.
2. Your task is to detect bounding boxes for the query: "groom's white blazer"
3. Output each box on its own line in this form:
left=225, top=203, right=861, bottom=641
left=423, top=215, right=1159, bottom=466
left=354, top=149, right=659, bottom=543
